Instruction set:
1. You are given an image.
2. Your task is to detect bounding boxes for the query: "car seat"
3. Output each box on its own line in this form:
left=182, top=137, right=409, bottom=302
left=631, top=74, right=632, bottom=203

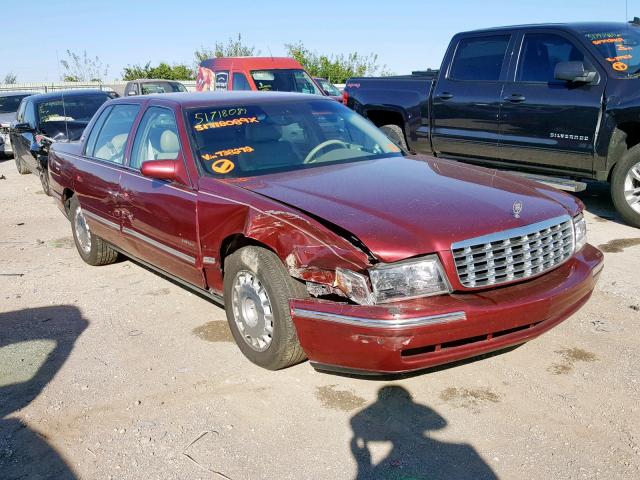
left=238, top=123, right=298, bottom=170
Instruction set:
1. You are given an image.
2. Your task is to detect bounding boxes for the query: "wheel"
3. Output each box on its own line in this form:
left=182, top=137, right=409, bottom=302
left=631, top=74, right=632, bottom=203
left=223, top=246, right=308, bottom=370
left=69, top=196, right=118, bottom=266
left=15, top=156, right=31, bottom=174
left=380, top=124, right=408, bottom=151
left=39, top=168, right=51, bottom=196
left=611, top=144, right=640, bottom=228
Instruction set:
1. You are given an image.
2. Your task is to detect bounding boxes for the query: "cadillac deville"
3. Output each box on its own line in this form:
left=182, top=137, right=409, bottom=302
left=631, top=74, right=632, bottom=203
left=48, top=92, right=604, bottom=374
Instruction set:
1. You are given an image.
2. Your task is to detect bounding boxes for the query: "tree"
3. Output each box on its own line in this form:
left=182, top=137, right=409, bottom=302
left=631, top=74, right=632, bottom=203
left=122, top=62, right=195, bottom=81
left=3, top=72, right=17, bottom=84
left=59, top=50, right=108, bottom=82
left=284, top=42, right=392, bottom=83
left=194, top=33, right=259, bottom=65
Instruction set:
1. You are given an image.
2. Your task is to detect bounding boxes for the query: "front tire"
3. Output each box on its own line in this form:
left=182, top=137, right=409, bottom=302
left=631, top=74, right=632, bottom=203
left=69, top=196, right=118, bottom=266
left=611, top=144, right=640, bottom=228
left=223, top=246, right=308, bottom=370
left=380, top=124, right=408, bottom=151
left=15, top=156, right=31, bottom=174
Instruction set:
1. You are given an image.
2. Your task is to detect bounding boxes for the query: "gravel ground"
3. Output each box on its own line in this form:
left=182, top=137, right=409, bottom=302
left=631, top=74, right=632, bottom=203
left=1, top=158, right=639, bottom=480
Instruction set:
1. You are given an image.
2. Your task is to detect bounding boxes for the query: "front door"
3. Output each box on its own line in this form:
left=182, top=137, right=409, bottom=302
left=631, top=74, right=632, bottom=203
left=119, top=105, right=203, bottom=287
left=11, top=99, right=37, bottom=170
left=431, top=33, right=513, bottom=161
left=499, top=31, right=604, bottom=176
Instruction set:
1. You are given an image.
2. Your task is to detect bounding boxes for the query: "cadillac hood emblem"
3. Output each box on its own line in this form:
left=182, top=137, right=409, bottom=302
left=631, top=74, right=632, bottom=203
left=512, top=200, right=524, bottom=219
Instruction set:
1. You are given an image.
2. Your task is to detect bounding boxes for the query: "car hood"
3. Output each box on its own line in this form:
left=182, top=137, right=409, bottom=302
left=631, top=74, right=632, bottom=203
left=228, top=155, right=577, bottom=263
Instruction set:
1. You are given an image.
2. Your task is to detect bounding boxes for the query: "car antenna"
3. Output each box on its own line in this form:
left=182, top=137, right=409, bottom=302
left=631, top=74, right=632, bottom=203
left=55, top=49, right=70, bottom=141
left=268, top=46, right=273, bottom=60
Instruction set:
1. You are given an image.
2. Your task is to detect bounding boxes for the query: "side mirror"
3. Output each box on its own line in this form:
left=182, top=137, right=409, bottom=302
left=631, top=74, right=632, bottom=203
left=554, top=61, right=597, bottom=83
left=140, top=159, right=179, bottom=181
left=13, top=122, right=33, bottom=133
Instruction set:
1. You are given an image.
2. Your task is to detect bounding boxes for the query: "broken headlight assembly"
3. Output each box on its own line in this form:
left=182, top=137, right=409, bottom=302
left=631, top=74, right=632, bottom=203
left=335, top=255, right=451, bottom=305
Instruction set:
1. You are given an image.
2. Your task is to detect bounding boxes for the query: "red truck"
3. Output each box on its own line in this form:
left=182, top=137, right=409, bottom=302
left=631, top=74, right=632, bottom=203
left=47, top=91, right=603, bottom=374
left=196, top=57, right=323, bottom=95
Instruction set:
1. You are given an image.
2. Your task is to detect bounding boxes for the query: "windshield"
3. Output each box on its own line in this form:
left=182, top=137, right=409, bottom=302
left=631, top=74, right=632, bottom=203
left=37, top=94, right=110, bottom=123
left=317, top=79, right=341, bottom=96
left=187, top=99, right=402, bottom=178
left=585, top=29, right=640, bottom=76
left=250, top=69, right=322, bottom=95
left=0, top=95, right=30, bottom=114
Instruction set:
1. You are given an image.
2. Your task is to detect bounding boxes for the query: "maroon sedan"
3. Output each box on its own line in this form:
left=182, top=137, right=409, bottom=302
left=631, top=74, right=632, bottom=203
left=48, top=92, right=603, bottom=374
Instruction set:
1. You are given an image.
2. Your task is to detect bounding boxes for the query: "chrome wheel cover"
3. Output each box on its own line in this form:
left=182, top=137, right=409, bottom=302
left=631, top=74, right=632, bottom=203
left=625, top=161, right=640, bottom=214
left=231, top=271, right=274, bottom=352
left=74, top=206, right=92, bottom=254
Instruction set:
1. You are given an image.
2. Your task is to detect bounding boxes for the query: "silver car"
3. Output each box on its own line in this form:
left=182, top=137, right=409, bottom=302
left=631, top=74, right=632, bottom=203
left=0, top=91, right=33, bottom=156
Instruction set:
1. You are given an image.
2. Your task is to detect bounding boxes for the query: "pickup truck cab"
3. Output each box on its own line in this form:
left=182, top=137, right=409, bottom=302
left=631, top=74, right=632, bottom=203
left=343, top=22, right=640, bottom=228
left=48, top=92, right=602, bottom=374
left=124, top=79, right=187, bottom=96
left=196, top=57, right=323, bottom=96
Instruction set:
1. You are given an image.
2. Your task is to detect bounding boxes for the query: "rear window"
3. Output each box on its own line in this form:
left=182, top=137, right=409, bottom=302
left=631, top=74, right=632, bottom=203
left=250, top=69, right=321, bottom=95
left=37, top=94, right=110, bottom=123
left=0, top=95, right=30, bottom=114
left=449, top=35, right=511, bottom=81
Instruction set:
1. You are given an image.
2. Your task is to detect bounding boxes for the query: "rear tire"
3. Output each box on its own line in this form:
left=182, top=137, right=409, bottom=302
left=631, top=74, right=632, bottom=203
left=39, top=168, right=51, bottom=196
left=69, top=196, right=118, bottom=266
left=611, top=144, right=640, bottom=228
left=15, top=156, right=31, bottom=174
left=380, top=124, right=408, bottom=151
left=223, top=246, right=308, bottom=370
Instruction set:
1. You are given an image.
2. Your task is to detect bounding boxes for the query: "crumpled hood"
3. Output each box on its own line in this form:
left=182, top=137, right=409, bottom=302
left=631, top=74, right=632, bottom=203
left=230, top=155, right=577, bottom=263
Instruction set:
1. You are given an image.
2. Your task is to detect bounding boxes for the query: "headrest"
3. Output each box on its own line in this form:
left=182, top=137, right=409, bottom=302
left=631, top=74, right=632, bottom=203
left=245, top=123, right=282, bottom=143
left=160, top=130, right=179, bottom=153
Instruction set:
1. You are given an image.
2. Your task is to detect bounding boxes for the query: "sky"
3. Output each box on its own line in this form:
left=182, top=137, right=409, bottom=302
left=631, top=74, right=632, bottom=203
left=1, top=0, right=638, bottom=83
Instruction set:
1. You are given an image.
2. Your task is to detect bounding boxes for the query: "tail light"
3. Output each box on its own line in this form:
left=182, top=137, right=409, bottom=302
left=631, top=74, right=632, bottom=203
left=342, top=91, right=349, bottom=106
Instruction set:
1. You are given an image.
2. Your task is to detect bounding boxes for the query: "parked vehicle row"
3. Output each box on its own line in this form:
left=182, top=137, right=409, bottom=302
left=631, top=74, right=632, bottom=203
left=343, top=21, right=640, bottom=228
left=0, top=91, right=33, bottom=157
left=46, top=91, right=603, bottom=374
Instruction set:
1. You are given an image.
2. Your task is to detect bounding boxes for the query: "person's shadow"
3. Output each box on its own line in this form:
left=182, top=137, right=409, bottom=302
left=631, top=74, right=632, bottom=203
left=350, top=386, right=497, bottom=480
left=1, top=305, right=88, bottom=480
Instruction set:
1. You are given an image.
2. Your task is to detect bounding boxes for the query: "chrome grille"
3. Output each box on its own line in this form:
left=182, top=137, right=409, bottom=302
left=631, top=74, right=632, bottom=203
left=452, top=215, right=574, bottom=288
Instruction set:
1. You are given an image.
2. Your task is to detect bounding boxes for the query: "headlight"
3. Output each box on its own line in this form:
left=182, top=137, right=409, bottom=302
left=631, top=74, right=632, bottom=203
left=573, top=214, right=587, bottom=252
left=335, top=268, right=374, bottom=305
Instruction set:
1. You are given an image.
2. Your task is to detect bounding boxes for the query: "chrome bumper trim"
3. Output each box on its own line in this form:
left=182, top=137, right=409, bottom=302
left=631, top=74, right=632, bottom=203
left=292, top=308, right=466, bottom=329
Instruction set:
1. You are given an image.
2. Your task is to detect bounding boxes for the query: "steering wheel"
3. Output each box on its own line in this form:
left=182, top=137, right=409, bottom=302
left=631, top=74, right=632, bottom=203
left=303, top=140, right=351, bottom=164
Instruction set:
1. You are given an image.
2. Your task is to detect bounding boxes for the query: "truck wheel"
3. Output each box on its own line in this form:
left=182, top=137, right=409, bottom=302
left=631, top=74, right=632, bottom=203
left=69, top=196, right=118, bottom=266
left=15, top=156, right=31, bottom=174
left=611, top=145, right=640, bottom=228
left=223, top=246, right=308, bottom=370
left=380, top=124, right=408, bottom=151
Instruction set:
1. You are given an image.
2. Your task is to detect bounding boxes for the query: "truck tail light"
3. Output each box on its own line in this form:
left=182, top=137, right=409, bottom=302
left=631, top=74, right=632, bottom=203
left=342, top=91, right=349, bottom=105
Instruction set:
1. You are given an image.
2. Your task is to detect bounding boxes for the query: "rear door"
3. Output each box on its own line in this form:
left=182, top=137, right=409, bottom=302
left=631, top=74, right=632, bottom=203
left=431, top=32, right=514, bottom=161
left=499, top=30, right=604, bottom=175
left=119, top=104, right=203, bottom=287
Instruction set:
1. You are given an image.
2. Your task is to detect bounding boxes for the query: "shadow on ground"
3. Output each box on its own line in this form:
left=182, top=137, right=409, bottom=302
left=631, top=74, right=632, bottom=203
left=0, top=305, right=88, bottom=480
left=575, top=181, right=625, bottom=225
left=350, top=386, right=497, bottom=480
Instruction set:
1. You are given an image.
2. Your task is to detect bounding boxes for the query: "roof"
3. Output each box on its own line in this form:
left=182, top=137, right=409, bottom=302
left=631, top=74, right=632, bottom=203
left=463, top=21, right=638, bottom=35
left=110, top=91, right=331, bottom=108
left=0, top=91, right=34, bottom=97
left=199, top=57, right=305, bottom=71
left=24, top=89, right=112, bottom=103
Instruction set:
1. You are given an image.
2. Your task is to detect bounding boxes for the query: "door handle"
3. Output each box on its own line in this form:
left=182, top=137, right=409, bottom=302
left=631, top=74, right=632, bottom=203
left=504, top=94, right=526, bottom=103
left=438, top=92, right=454, bottom=100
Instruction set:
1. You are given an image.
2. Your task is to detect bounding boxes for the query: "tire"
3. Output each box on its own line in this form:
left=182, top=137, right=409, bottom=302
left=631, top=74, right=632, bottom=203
left=15, top=156, right=31, bottom=175
left=223, top=246, right=308, bottom=370
left=611, top=144, right=640, bottom=228
left=380, top=124, right=408, bottom=151
left=69, top=196, right=118, bottom=266
left=39, top=168, right=51, bottom=196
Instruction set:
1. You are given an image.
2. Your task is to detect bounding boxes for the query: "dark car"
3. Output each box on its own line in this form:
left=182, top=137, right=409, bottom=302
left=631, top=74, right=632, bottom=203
left=47, top=91, right=602, bottom=374
left=9, top=89, right=115, bottom=193
left=314, top=77, right=342, bottom=102
left=344, top=21, right=640, bottom=228
left=124, top=79, right=187, bottom=96
left=0, top=91, right=34, bottom=157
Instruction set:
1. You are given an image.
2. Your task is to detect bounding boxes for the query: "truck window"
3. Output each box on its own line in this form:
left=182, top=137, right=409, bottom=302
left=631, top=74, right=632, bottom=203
left=232, top=73, right=252, bottom=91
left=449, top=35, right=510, bottom=81
left=517, top=33, right=585, bottom=83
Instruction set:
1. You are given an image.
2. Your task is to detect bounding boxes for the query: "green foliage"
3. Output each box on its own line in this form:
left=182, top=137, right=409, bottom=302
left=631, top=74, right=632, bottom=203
left=122, top=62, right=195, bottom=81
left=194, top=33, right=260, bottom=65
left=3, top=72, right=17, bottom=84
left=284, top=42, right=393, bottom=83
left=60, top=50, right=108, bottom=82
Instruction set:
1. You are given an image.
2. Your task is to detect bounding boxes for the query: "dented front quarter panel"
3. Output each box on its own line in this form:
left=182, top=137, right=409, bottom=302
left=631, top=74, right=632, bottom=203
left=196, top=177, right=370, bottom=294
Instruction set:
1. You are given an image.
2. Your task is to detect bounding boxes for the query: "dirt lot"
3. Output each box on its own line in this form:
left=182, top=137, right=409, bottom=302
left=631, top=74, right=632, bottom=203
left=1, top=157, right=639, bottom=480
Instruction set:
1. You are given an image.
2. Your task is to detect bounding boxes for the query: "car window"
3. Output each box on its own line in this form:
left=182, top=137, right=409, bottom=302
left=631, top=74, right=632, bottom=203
left=127, top=83, right=139, bottom=95
left=130, top=107, right=180, bottom=169
left=37, top=94, right=110, bottom=123
left=518, top=33, right=586, bottom=82
left=0, top=95, right=30, bottom=114
left=140, top=82, right=186, bottom=95
left=24, top=102, right=37, bottom=128
left=90, top=104, right=140, bottom=164
left=84, top=106, right=112, bottom=156
left=232, top=73, right=252, bottom=91
left=449, top=35, right=511, bottom=81
left=250, top=69, right=322, bottom=94
left=15, top=100, right=26, bottom=123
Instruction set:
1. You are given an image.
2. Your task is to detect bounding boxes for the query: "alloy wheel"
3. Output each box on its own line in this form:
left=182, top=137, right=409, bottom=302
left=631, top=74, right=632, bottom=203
left=231, top=271, right=274, bottom=352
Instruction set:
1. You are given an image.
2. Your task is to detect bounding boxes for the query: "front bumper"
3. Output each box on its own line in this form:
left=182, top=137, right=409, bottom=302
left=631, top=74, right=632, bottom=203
left=290, top=244, right=603, bottom=374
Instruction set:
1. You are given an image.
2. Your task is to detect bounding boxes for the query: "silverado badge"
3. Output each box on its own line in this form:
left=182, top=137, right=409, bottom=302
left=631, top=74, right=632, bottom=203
left=512, top=200, right=523, bottom=219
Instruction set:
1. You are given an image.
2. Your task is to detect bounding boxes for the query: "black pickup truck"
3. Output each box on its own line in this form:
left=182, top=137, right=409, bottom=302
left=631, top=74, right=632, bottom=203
left=343, top=21, right=640, bottom=227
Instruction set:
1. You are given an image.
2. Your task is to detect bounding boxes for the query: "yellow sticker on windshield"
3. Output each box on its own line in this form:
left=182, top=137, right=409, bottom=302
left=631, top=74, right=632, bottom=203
left=201, top=146, right=254, bottom=162
left=211, top=159, right=235, bottom=174
left=613, top=61, right=629, bottom=72
left=194, top=117, right=259, bottom=131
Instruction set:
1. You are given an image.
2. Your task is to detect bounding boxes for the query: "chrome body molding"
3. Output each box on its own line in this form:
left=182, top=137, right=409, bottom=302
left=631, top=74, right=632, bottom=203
left=82, top=209, right=119, bottom=230
left=122, top=227, right=196, bottom=265
left=291, top=309, right=467, bottom=329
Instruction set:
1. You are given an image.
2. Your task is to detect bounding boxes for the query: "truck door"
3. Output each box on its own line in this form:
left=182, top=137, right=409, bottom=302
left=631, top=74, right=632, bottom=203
left=431, top=33, right=513, bottom=161
left=499, top=31, right=604, bottom=176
